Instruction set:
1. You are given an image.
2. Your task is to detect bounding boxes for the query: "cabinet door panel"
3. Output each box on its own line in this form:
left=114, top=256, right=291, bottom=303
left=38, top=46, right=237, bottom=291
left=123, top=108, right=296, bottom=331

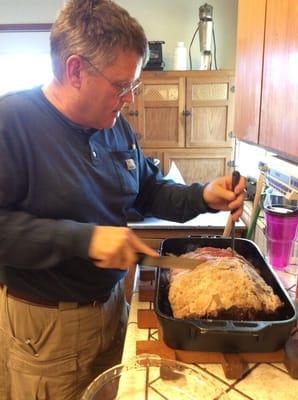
left=121, top=103, right=139, bottom=133
left=192, top=83, right=228, bottom=101
left=234, top=0, right=266, bottom=143
left=259, top=0, right=298, bottom=158
left=144, top=106, right=179, bottom=144
left=186, top=77, right=234, bottom=147
left=164, top=149, right=232, bottom=185
left=137, top=78, right=185, bottom=148
left=191, top=106, right=228, bottom=144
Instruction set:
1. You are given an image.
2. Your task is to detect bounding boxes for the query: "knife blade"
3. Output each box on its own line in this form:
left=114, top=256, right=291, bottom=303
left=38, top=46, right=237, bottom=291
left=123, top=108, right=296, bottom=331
left=137, top=253, right=200, bottom=270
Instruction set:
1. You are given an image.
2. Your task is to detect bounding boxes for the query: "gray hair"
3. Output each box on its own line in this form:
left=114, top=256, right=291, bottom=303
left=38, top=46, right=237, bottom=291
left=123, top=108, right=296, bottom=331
left=50, top=0, right=148, bottom=81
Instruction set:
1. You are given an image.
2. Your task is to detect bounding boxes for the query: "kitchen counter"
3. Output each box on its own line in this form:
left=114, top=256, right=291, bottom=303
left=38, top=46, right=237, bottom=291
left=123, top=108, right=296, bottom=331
left=122, top=263, right=298, bottom=399
left=128, top=211, right=247, bottom=252
left=128, top=211, right=246, bottom=230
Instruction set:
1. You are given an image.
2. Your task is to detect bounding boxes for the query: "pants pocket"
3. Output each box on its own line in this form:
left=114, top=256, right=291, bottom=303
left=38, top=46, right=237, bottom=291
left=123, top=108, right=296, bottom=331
left=8, top=347, right=78, bottom=400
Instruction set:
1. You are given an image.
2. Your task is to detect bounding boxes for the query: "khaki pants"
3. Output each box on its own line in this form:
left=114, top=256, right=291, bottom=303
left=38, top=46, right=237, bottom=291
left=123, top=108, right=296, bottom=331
left=0, top=280, right=128, bottom=400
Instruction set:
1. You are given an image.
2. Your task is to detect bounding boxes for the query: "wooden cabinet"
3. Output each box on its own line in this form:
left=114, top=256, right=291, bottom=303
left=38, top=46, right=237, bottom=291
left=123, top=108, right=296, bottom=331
left=185, top=75, right=234, bottom=149
left=234, top=0, right=298, bottom=160
left=123, top=70, right=235, bottom=184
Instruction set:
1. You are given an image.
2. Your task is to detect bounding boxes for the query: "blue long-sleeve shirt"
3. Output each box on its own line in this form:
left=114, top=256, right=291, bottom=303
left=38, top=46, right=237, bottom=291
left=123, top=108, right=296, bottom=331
left=0, top=87, right=211, bottom=302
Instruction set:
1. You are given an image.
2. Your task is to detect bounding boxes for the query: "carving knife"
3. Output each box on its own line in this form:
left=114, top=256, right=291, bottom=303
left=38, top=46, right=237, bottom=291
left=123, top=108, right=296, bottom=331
left=137, top=253, right=200, bottom=270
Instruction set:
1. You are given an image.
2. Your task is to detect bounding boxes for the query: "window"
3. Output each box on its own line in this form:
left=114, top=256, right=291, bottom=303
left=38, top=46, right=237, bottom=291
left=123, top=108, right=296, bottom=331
left=0, top=25, right=52, bottom=95
left=0, top=53, right=52, bottom=95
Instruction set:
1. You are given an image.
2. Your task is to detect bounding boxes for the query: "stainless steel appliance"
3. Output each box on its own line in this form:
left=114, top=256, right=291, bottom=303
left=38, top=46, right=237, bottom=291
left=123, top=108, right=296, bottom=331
left=198, top=3, right=213, bottom=70
left=260, top=156, right=298, bottom=201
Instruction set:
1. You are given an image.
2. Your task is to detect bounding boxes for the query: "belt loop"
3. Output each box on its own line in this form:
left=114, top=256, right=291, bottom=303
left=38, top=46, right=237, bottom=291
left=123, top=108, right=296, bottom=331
left=1, top=284, right=8, bottom=297
left=2, top=285, right=15, bottom=333
left=58, top=302, right=79, bottom=310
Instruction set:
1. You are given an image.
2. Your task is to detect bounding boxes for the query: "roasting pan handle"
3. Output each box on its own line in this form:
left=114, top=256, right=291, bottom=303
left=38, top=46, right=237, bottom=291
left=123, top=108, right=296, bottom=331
left=189, top=319, right=269, bottom=333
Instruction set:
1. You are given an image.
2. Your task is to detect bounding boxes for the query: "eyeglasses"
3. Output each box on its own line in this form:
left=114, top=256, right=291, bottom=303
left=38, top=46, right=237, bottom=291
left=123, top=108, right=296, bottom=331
left=79, top=55, right=142, bottom=98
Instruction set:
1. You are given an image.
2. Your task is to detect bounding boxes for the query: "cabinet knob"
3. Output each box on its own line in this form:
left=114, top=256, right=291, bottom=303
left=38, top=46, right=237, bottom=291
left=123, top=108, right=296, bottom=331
left=136, top=133, right=143, bottom=141
left=227, top=160, right=236, bottom=168
left=183, top=110, right=191, bottom=117
left=230, top=85, right=235, bottom=93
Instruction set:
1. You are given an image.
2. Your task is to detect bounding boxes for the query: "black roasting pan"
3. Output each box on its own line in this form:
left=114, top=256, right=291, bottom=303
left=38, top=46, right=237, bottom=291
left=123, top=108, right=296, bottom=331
left=154, top=237, right=297, bottom=353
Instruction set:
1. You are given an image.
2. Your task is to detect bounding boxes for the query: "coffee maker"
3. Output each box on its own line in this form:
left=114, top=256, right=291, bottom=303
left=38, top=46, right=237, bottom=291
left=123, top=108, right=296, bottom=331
left=143, top=41, right=165, bottom=71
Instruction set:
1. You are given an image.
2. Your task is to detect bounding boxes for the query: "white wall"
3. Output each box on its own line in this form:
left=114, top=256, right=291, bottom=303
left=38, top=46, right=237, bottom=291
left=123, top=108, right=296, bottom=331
left=117, top=0, right=237, bottom=70
left=0, top=0, right=63, bottom=23
left=0, top=0, right=237, bottom=70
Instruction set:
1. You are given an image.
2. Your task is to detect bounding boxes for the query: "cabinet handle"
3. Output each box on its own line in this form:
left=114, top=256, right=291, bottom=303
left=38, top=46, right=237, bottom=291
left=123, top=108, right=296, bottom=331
left=230, top=85, right=235, bottom=93
left=128, top=111, right=138, bottom=116
left=183, top=110, right=191, bottom=117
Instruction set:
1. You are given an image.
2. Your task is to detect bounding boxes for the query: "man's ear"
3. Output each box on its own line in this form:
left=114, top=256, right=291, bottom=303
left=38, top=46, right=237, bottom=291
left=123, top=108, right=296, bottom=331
left=66, top=55, right=82, bottom=88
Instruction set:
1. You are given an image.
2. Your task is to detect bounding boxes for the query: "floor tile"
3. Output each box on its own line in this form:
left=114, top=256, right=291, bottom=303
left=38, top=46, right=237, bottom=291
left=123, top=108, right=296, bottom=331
left=198, top=363, right=256, bottom=384
left=269, top=362, right=287, bottom=373
left=234, top=363, right=298, bottom=400
left=284, top=264, right=298, bottom=275
left=275, top=270, right=297, bottom=290
left=122, top=323, right=148, bottom=364
left=226, top=388, right=254, bottom=399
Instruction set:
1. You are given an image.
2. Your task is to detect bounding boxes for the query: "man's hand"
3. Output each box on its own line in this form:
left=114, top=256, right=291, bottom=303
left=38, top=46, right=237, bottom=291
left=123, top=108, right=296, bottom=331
left=203, top=175, right=246, bottom=221
left=88, top=226, right=158, bottom=269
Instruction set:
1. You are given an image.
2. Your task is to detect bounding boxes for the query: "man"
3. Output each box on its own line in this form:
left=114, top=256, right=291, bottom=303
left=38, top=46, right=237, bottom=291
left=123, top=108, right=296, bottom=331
left=0, top=0, right=246, bottom=399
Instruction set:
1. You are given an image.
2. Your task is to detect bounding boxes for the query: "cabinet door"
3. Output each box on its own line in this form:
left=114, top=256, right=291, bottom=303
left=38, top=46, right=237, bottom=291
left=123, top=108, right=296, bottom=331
left=163, top=148, right=233, bottom=185
left=136, top=77, right=185, bottom=148
left=185, top=73, right=234, bottom=148
left=234, top=0, right=266, bottom=143
left=259, top=0, right=298, bottom=158
left=121, top=87, right=142, bottom=134
left=121, top=103, right=139, bottom=133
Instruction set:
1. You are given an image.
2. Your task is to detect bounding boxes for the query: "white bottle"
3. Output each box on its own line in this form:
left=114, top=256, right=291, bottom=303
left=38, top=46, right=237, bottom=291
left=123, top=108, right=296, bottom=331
left=173, top=41, right=187, bottom=70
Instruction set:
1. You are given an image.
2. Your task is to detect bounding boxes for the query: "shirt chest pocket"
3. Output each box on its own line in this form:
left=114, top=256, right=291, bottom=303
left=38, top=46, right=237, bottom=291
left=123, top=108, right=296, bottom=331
left=110, top=150, right=139, bottom=195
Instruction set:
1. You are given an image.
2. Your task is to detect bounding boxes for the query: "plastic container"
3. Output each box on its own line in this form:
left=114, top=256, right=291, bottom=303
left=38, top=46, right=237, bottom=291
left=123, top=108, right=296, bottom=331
left=261, top=191, right=298, bottom=269
left=154, top=237, right=296, bottom=353
left=81, top=354, right=230, bottom=400
left=173, top=41, right=187, bottom=70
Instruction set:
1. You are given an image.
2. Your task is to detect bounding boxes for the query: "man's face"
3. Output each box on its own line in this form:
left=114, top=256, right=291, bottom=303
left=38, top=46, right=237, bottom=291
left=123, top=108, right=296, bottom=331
left=77, top=51, right=143, bottom=129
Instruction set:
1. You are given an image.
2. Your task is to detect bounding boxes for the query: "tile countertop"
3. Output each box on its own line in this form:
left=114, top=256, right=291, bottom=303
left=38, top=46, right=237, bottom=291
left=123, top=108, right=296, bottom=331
left=122, top=263, right=298, bottom=400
